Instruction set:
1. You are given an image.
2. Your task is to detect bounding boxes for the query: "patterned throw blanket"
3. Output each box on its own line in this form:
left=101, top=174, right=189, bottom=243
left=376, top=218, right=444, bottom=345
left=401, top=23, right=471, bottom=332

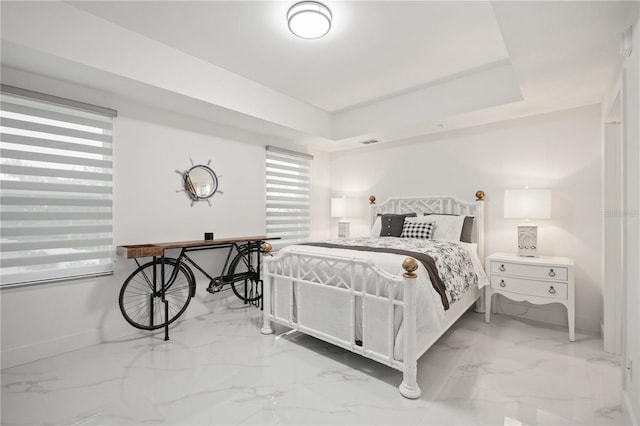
left=303, top=237, right=479, bottom=308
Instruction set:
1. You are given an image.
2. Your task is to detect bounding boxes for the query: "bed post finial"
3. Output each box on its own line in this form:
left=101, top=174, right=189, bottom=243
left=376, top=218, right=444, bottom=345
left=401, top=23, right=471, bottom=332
left=369, top=195, right=376, bottom=204
left=475, top=190, right=485, bottom=201
left=402, top=257, right=419, bottom=278
left=261, top=242, right=272, bottom=256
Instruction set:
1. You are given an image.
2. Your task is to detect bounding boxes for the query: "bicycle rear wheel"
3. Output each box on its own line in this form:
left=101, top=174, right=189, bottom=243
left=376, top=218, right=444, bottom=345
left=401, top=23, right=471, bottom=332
left=227, top=245, right=262, bottom=302
left=119, top=258, right=195, bottom=330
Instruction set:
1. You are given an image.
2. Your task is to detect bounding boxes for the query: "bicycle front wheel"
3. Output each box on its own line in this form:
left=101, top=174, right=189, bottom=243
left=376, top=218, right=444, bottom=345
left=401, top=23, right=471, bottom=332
left=227, top=245, right=262, bottom=302
left=119, top=258, right=195, bottom=330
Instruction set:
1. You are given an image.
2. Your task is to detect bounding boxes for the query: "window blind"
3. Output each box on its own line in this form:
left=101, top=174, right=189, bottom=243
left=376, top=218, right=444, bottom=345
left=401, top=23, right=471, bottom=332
left=0, top=86, right=116, bottom=287
left=266, top=146, right=313, bottom=249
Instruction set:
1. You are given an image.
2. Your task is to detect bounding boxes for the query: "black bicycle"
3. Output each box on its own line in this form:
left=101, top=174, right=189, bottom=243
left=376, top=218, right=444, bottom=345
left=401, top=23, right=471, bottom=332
left=118, top=241, right=264, bottom=331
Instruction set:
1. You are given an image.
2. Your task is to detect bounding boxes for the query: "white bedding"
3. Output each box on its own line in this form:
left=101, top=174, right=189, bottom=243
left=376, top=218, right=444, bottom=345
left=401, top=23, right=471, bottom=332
left=277, top=237, right=488, bottom=360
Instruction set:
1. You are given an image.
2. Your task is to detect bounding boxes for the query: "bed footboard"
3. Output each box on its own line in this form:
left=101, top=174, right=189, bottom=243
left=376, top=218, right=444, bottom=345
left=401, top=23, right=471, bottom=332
left=260, top=244, right=423, bottom=399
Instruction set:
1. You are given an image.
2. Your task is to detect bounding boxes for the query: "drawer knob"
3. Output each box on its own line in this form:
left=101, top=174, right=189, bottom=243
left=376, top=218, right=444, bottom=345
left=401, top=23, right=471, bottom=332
left=499, top=264, right=505, bottom=272
left=499, top=280, right=506, bottom=287
left=548, top=269, right=556, bottom=277
left=548, top=286, right=556, bottom=294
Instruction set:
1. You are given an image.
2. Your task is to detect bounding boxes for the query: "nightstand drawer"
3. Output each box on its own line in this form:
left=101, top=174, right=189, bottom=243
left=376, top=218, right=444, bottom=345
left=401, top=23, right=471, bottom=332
left=490, top=275, right=568, bottom=299
left=490, top=261, right=568, bottom=281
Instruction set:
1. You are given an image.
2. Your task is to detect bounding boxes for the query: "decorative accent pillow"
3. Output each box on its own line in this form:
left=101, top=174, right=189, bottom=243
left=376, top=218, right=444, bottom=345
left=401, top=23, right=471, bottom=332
left=400, top=221, right=435, bottom=239
left=378, top=213, right=417, bottom=237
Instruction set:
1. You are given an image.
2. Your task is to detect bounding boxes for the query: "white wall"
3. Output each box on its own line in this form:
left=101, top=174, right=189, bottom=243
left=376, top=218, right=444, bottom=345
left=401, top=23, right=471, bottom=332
left=603, top=7, right=640, bottom=423
left=0, top=68, right=329, bottom=368
left=619, top=9, right=640, bottom=425
left=330, top=105, right=603, bottom=333
left=309, top=149, right=332, bottom=242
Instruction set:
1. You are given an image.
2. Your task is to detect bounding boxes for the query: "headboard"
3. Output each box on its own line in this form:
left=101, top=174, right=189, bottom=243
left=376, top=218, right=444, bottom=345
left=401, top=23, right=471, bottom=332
left=369, top=191, right=486, bottom=262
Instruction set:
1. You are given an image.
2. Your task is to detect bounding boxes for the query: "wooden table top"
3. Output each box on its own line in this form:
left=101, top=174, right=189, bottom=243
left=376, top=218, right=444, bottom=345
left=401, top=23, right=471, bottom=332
left=116, top=236, right=279, bottom=259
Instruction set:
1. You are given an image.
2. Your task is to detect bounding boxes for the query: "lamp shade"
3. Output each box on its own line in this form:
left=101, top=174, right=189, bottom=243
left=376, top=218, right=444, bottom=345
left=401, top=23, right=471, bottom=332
left=331, top=197, right=347, bottom=218
left=504, top=189, right=551, bottom=220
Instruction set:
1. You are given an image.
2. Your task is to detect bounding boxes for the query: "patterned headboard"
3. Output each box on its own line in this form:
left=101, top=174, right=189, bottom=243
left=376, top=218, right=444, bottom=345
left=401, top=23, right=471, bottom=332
left=370, top=193, right=486, bottom=262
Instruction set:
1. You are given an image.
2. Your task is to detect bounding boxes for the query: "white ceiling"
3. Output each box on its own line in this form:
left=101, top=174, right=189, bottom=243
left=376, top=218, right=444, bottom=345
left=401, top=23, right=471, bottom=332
left=1, top=1, right=636, bottom=151
left=67, top=1, right=510, bottom=113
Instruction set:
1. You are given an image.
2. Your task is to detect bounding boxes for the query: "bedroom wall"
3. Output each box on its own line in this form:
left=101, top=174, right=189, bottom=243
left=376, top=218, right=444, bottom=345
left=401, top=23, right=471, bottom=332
left=329, top=105, right=603, bottom=334
left=0, top=68, right=330, bottom=368
left=618, top=9, right=640, bottom=424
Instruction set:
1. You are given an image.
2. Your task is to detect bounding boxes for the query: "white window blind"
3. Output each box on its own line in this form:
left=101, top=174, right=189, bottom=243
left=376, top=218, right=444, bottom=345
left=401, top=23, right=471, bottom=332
left=266, top=146, right=313, bottom=248
left=0, top=85, right=117, bottom=287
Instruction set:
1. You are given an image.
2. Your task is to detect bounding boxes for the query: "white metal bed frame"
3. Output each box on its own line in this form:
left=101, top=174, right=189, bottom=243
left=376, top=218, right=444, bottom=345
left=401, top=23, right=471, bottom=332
left=260, top=193, right=485, bottom=399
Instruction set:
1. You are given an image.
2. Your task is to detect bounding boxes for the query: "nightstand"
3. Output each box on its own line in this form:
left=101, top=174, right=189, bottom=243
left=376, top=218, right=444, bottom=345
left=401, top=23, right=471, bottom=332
left=485, top=252, right=575, bottom=341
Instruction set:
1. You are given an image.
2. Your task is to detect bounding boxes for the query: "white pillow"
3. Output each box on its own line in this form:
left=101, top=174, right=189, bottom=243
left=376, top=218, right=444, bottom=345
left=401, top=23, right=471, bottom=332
left=370, top=216, right=382, bottom=237
left=421, top=214, right=466, bottom=241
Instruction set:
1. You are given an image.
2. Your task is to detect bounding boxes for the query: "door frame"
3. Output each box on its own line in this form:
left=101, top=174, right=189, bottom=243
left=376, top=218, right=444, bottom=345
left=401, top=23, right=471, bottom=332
left=602, top=87, right=624, bottom=355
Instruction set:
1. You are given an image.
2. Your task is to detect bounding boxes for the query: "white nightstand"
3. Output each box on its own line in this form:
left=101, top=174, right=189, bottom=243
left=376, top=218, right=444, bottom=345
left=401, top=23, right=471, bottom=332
left=485, top=252, right=575, bottom=341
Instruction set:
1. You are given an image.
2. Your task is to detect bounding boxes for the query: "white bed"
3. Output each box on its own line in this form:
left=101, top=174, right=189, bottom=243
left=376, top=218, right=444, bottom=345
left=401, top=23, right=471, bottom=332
left=260, top=193, right=488, bottom=399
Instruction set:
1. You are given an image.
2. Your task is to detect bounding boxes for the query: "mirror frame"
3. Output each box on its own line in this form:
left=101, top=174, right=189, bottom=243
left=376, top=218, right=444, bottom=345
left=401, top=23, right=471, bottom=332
left=183, top=164, right=219, bottom=202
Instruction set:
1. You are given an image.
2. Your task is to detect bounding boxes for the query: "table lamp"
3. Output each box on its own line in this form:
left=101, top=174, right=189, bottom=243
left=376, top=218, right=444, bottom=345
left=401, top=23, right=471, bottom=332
left=504, top=188, right=551, bottom=257
left=331, top=197, right=350, bottom=238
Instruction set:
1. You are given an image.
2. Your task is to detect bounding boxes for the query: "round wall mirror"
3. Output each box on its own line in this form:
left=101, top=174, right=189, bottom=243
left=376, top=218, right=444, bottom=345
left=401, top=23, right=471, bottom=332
left=183, top=164, right=218, bottom=201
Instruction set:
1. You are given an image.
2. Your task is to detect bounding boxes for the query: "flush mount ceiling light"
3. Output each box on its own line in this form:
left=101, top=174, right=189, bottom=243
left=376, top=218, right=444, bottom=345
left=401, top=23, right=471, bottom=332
left=287, top=1, right=332, bottom=39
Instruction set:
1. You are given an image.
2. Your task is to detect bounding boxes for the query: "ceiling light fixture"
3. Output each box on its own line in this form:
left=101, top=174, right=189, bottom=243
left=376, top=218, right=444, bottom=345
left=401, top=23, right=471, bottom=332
left=287, top=1, right=332, bottom=39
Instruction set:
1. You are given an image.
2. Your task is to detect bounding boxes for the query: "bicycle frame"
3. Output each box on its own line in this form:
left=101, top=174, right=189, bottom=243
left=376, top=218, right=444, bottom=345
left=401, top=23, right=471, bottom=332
left=134, top=242, right=255, bottom=292
left=177, top=241, right=260, bottom=288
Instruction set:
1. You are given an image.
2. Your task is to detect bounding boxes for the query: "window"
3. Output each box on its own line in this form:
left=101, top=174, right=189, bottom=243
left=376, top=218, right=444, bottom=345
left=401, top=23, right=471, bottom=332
left=0, top=85, right=117, bottom=287
left=265, top=146, right=313, bottom=249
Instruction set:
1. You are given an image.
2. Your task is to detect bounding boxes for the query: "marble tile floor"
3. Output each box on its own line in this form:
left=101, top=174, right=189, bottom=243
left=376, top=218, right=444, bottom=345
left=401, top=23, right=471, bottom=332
left=1, top=300, right=632, bottom=426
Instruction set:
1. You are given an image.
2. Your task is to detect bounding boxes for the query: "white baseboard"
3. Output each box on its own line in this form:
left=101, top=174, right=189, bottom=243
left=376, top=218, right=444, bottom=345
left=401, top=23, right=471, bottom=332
left=1, top=323, right=133, bottom=369
left=1, top=294, right=237, bottom=370
left=623, top=390, right=639, bottom=426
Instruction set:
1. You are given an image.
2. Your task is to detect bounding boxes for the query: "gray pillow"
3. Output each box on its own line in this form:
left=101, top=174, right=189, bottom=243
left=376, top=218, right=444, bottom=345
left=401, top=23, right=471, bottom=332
left=423, top=213, right=475, bottom=242
left=460, top=216, right=474, bottom=243
left=379, top=213, right=417, bottom=237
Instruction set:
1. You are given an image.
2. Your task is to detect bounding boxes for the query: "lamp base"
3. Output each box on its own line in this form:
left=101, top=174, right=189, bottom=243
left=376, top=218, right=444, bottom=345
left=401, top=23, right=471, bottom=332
left=338, top=220, right=350, bottom=238
left=517, top=223, right=538, bottom=257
